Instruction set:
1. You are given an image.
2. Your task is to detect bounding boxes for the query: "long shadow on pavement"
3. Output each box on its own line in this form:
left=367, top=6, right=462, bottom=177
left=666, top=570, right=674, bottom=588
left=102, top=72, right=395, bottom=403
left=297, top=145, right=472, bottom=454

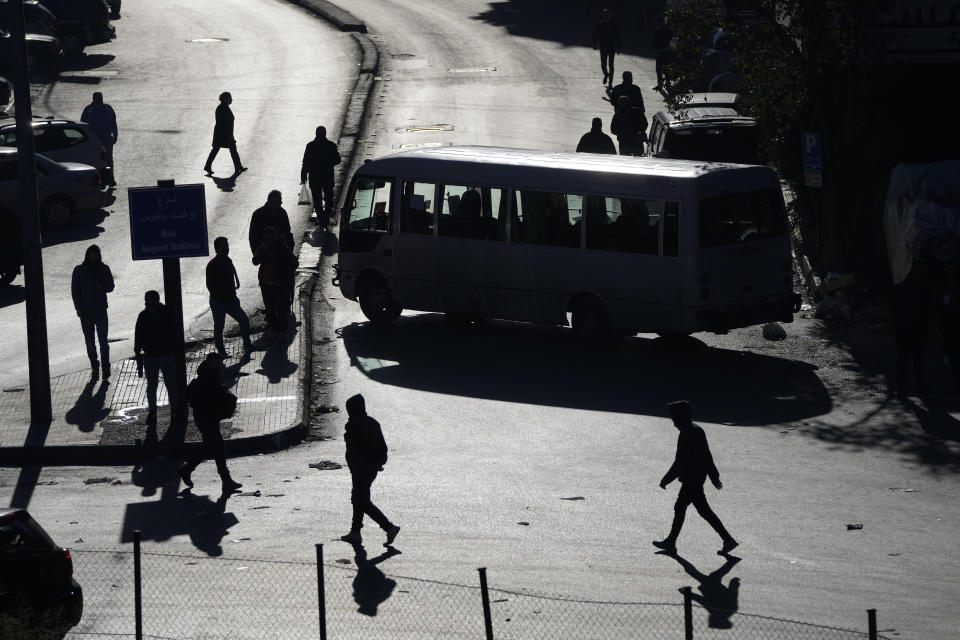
left=340, top=314, right=830, bottom=427
left=657, top=550, right=740, bottom=630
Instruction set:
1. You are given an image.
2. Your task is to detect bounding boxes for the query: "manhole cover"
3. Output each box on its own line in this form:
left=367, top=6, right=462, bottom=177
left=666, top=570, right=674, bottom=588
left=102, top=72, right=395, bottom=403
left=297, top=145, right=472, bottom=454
left=186, top=37, right=229, bottom=43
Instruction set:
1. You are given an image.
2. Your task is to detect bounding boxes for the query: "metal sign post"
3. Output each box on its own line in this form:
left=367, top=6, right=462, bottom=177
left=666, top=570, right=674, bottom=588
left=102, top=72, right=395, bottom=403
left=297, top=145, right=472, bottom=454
left=128, top=181, right=208, bottom=425
left=9, top=0, right=51, bottom=423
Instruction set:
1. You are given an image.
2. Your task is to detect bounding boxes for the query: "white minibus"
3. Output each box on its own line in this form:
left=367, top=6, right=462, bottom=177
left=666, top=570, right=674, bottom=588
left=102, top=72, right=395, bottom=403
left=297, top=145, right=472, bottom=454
left=335, top=146, right=800, bottom=345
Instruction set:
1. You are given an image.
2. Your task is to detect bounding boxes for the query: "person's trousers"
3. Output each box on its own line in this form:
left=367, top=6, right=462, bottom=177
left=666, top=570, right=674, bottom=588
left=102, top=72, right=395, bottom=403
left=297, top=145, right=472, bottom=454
left=665, top=483, right=733, bottom=543
left=210, top=296, right=251, bottom=352
left=260, top=283, right=289, bottom=333
left=309, top=179, right=335, bottom=227
left=205, top=143, right=242, bottom=172
left=182, top=419, right=230, bottom=481
left=600, top=48, right=615, bottom=82
left=144, top=354, right=177, bottom=415
left=103, top=142, right=115, bottom=184
left=79, top=309, right=109, bottom=367
left=895, top=326, right=927, bottom=393
left=349, top=471, right=392, bottom=532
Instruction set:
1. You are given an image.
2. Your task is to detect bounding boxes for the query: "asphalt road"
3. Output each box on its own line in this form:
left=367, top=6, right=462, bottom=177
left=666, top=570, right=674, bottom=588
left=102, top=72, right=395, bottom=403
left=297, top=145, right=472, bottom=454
left=0, top=0, right=353, bottom=390
left=2, top=2, right=959, bottom=640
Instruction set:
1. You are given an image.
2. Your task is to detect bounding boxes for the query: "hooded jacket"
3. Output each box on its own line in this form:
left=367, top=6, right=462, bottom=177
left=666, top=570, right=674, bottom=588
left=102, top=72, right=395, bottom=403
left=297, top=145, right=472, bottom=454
left=344, top=394, right=388, bottom=475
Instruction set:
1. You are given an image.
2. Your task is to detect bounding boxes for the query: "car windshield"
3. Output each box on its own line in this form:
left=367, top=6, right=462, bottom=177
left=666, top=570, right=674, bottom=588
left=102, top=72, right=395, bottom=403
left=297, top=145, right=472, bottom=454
left=699, top=188, right=786, bottom=247
left=666, top=126, right=761, bottom=164
left=0, top=513, right=56, bottom=551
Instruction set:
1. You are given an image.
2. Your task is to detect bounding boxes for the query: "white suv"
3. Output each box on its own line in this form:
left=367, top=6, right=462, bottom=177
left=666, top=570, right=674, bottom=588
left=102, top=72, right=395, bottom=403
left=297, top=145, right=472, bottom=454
left=0, top=118, right=108, bottom=185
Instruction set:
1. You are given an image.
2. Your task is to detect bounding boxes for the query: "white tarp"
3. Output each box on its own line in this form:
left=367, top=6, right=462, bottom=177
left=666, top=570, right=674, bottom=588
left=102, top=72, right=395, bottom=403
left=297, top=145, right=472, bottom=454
left=884, top=161, right=960, bottom=284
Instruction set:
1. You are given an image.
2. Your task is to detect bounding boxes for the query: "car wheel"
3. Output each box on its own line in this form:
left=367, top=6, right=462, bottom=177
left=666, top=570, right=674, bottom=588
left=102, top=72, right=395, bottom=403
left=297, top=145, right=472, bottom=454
left=40, top=196, right=74, bottom=228
left=572, top=296, right=619, bottom=347
left=61, top=33, right=85, bottom=56
left=357, top=273, right=402, bottom=325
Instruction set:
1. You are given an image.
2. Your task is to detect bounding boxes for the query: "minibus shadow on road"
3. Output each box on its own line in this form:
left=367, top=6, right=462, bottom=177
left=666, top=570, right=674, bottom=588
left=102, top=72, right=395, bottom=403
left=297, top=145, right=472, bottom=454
left=340, top=314, right=831, bottom=426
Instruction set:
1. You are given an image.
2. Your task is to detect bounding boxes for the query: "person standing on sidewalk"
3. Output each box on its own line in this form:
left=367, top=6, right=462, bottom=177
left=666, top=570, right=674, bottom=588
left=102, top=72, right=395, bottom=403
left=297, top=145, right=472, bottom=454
left=134, top=290, right=179, bottom=427
left=592, top=8, right=621, bottom=87
left=340, top=394, right=401, bottom=547
left=252, top=227, right=297, bottom=342
left=653, top=400, right=738, bottom=556
left=80, top=91, right=118, bottom=187
left=71, top=244, right=115, bottom=380
left=204, top=92, right=246, bottom=175
left=206, top=236, right=253, bottom=358
left=300, top=126, right=341, bottom=229
left=248, top=190, right=294, bottom=256
left=179, top=353, right=243, bottom=495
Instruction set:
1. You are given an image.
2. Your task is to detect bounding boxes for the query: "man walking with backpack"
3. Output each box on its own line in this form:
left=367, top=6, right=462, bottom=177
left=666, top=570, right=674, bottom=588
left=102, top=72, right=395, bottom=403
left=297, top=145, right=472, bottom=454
left=340, top=394, right=401, bottom=547
left=179, top=353, right=243, bottom=495
left=653, top=400, right=738, bottom=555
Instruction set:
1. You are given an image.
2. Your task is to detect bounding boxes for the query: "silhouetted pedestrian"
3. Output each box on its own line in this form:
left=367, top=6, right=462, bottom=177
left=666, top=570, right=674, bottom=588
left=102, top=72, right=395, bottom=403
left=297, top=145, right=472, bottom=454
left=80, top=91, right=117, bottom=186
left=610, top=71, right=645, bottom=114
left=301, top=125, right=341, bottom=229
left=892, top=266, right=930, bottom=398
left=252, top=227, right=297, bottom=342
left=610, top=96, right=647, bottom=156
left=179, top=353, right=243, bottom=495
left=248, top=190, right=294, bottom=254
left=204, top=92, right=246, bottom=175
left=71, top=244, right=114, bottom=380
left=576, top=117, right=616, bottom=154
left=652, top=16, right=673, bottom=91
left=134, top=290, right=179, bottom=427
left=206, top=237, right=252, bottom=358
left=592, top=8, right=620, bottom=87
left=653, top=400, right=738, bottom=556
left=340, top=394, right=400, bottom=547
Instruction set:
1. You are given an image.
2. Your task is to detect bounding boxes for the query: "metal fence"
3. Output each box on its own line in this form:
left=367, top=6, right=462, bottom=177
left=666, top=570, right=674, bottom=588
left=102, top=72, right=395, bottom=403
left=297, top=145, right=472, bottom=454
left=62, top=535, right=892, bottom=640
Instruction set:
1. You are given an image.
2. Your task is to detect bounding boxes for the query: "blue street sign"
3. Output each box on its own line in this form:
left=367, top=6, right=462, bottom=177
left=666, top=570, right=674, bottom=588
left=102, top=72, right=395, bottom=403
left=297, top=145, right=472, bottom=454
left=128, top=184, right=209, bottom=260
left=801, top=132, right=822, bottom=187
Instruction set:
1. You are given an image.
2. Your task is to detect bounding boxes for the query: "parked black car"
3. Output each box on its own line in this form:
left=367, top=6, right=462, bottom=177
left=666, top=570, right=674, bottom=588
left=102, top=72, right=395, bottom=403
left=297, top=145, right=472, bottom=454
left=0, top=0, right=60, bottom=38
left=0, top=76, right=11, bottom=114
left=31, top=0, right=113, bottom=55
left=0, top=29, right=63, bottom=75
left=0, top=508, right=83, bottom=639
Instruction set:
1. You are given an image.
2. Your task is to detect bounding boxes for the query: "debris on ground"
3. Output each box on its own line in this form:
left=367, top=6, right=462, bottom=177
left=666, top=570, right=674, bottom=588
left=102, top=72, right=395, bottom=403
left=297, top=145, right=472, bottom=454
left=518, top=522, right=530, bottom=526
left=84, top=477, right=117, bottom=485
left=309, top=460, right=343, bottom=470
left=312, top=404, right=339, bottom=415
left=846, top=523, right=864, bottom=530
left=560, top=496, right=585, bottom=501
left=762, top=322, right=787, bottom=341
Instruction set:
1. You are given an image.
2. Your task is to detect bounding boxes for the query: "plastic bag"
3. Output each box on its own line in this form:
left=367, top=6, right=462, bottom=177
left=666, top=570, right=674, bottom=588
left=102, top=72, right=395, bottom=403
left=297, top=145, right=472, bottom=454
left=298, top=183, right=312, bottom=206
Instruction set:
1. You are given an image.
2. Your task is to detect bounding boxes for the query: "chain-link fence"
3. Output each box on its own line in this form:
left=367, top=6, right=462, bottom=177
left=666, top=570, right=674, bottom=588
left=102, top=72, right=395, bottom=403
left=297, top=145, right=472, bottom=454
left=62, top=538, right=893, bottom=640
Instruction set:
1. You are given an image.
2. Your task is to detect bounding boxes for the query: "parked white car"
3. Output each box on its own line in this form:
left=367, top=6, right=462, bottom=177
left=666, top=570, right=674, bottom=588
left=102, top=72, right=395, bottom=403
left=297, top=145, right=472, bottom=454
left=0, top=118, right=108, bottom=184
left=0, top=147, right=104, bottom=227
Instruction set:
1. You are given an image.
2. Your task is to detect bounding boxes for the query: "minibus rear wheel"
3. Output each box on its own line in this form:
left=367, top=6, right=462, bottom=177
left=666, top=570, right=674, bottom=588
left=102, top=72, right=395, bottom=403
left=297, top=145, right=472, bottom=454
left=572, top=296, right=619, bottom=348
left=358, top=273, right=402, bottom=325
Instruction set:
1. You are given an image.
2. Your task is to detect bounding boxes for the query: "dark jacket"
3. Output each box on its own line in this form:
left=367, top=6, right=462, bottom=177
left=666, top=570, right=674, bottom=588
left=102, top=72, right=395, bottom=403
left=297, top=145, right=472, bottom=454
left=212, top=103, right=235, bottom=147
left=592, top=20, right=620, bottom=51
left=252, top=238, right=297, bottom=286
left=610, top=82, right=645, bottom=113
left=301, top=137, right=341, bottom=185
left=71, top=262, right=115, bottom=314
left=662, top=425, right=720, bottom=487
left=206, top=254, right=240, bottom=301
left=576, top=130, right=617, bottom=154
left=134, top=303, right=177, bottom=357
left=344, top=412, right=388, bottom=475
left=187, top=362, right=233, bottom=425
left=248, top=206, right=294, bottom=254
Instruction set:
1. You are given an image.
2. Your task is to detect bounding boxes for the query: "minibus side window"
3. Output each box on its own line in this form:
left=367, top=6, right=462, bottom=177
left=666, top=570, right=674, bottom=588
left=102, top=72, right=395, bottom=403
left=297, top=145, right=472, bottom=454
left=513, top=190, right=580, bottom=248
left=400, top=181, right=435, bottom=235
left=438, top=184, right=506, bottom=241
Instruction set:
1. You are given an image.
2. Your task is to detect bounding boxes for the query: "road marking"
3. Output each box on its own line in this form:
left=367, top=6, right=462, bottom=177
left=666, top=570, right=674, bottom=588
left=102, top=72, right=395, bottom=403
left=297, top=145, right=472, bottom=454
left=186, top=37, right=229, bottom=43
left=396, top=124, right=454, bottom=133
left=448, top=67, right=497, bottom=73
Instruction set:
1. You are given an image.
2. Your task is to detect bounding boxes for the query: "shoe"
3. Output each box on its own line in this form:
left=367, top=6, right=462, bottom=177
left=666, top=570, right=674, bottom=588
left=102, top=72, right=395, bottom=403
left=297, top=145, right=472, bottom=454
left=718, top=539, right=739, bottom=555
left=107, top=180, right=117, bottom=187
left=653, top=84, right=661, bottom=91
left=204, top=166, right=213, bottom=174
left=652, top=539, right=677, bottom=553
left=178, top=466, right=194, bottom=488
left=102, top=363, right=111, bottom=379
left=340, top=531, right=362, bottom=544
left=235, top=166, right=248, bottom=174
left=222, top=479, right=243, bottom=494
left=384, top=525, right=400, bottom=547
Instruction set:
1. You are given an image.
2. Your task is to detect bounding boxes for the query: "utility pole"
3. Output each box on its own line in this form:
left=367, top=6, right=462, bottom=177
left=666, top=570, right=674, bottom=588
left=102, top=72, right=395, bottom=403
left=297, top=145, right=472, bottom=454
left=8, top=0, right=52, bottom=423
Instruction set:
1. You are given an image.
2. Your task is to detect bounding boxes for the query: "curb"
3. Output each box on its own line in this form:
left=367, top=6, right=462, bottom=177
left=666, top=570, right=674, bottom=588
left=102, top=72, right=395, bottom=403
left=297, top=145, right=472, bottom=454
left=287, top=0, right=367, bottom=32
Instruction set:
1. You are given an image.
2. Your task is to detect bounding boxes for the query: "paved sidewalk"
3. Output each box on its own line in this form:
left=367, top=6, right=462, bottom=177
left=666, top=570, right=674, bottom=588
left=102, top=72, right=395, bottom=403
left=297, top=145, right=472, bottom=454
left=0, top=269, right=312, bottom=464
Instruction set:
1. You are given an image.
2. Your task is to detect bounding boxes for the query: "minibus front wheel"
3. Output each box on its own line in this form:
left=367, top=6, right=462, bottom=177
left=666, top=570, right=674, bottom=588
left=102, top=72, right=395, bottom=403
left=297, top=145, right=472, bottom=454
left=571, top=296, right=620, bottom=348
left=358, top=273, right=403, bottom=325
